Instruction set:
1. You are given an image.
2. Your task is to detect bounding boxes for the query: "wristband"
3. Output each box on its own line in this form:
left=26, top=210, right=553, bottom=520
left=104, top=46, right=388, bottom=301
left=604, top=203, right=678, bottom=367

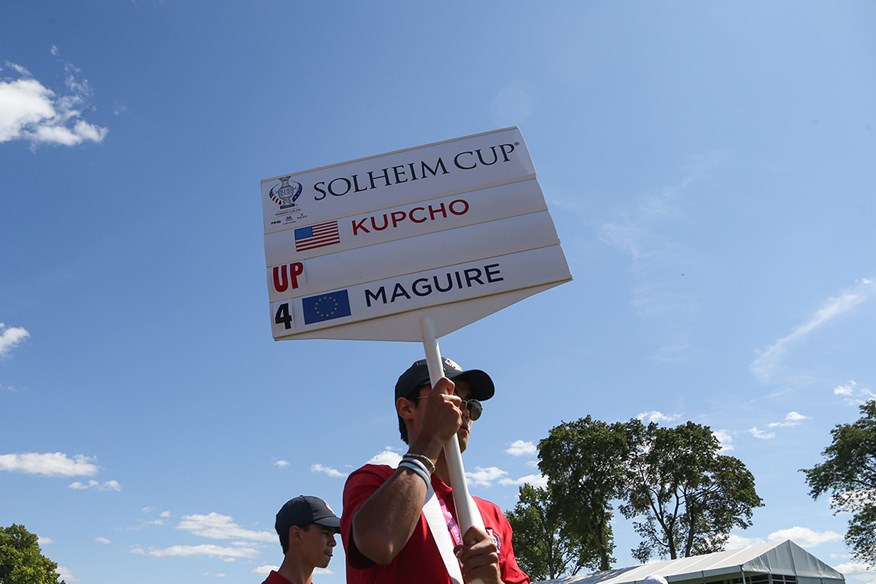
left=398, top=460, right=430, bottom=487
left=402, top=456, right=431, bottom=478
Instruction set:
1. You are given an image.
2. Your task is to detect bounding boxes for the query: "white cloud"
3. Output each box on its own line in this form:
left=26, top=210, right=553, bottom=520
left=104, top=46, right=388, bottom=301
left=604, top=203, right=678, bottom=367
left=176, top=513, right=274, bottom=543
left=834, top=380, right=876, bottom=405
left=56, top=566, right=79, bottom=583
left=133, top=544, right=260, bottom=559
left=752, top=279, right=876, bottom=382
left=311, top=463, right=346, bottom=478
left=505, top=440, right=537, bottom=457
left=767, top=411, right=809, bottom=428
left=636, top=410, right=681, bottom=424
left=499, top=474, right=548, bottom=489
left=7, top=62, right=32, bottom=75
left=95, top=537, right=111, bottom=544
left=833, top=562, right=876, bottom=584
left=160, top=511, right=172, bottom=518
left=725, top=534, right=764, bottom=549
left=0, top=78, right=53, bottom=139
left=274, top=459, right=289, bottom=468
left=767, top=526, right=842, bottom=548
left=748, top=427, right=776, bottom=440
left=367, top=449, right=402, bottom=467
left=0, top=59, right=107, bottom=147
left=834, top=382, right=854, bottom=395
left=0, top=452, right=98, bottom=476
left=713, top=430, right=734, bottom=452
left=466, top=466, right=509, bottom=487
left=38, top=536, right=53, bottom=545
left=252, top=565, right=278, bottom=576
left=0, top=323, right=29, bottom=356
left=69, top=479, right=122, bottom=491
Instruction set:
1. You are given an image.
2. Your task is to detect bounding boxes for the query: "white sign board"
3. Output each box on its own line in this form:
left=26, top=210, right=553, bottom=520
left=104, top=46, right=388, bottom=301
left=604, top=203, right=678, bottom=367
left=260, top=127, right=572, bottom=341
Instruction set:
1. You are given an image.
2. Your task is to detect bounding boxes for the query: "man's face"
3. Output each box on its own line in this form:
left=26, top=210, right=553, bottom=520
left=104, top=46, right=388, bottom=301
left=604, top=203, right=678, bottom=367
left=297, top=524, right=337, bottom=569
left=414, top=379, right=476, bottom=452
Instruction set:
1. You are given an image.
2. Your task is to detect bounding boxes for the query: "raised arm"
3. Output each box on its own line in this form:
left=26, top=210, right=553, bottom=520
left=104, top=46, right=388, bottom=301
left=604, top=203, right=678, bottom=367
left=350, top=377, right=461, bottom=564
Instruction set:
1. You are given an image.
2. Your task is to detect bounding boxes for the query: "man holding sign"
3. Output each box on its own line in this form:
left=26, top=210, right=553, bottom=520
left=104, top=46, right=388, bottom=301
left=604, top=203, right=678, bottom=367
left=340, top=357, right=530, bottom=584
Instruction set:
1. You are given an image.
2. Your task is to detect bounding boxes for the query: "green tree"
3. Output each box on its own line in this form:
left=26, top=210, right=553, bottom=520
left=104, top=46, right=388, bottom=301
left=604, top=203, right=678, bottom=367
left=537, top=416, right=630, bottom=571
left=621, top=420, right=763, bottom=562
left=802, top=400, right=876, bottom=565
left=0, top=524, right=65, bottom=584
left=506, top=484, right=592, bottom=580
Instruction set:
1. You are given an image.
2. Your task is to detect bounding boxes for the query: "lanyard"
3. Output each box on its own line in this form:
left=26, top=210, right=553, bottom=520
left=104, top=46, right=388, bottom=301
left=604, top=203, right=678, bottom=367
left=423, top=483, right=464, bottom=584
left=436, top=490, right=464, bottom=547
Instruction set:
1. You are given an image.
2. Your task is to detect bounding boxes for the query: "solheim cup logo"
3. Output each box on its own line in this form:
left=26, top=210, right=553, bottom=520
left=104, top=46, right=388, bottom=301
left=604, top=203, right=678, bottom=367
left=269, top=176, right=303, bottom=209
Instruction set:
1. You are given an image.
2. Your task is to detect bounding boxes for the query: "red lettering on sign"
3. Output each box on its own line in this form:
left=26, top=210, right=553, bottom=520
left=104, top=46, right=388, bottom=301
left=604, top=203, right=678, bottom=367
left=352, top=217, right=368, bottom=236
left=350, top=199, right=470, bottom=236
left=272, top=262, right=304, bottom=292
left=391, top=210, right=407, bottom=228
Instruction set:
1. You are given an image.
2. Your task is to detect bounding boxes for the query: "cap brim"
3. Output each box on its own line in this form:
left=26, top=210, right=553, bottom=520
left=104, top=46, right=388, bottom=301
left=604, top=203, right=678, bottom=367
left=314, top=516, right=341, bottom=530
left=448, top=369, right=495, bottom=401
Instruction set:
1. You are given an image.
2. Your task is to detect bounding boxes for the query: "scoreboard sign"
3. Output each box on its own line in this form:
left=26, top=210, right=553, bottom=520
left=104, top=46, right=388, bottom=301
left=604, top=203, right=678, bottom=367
left=259, top=127, right=572, bottom=342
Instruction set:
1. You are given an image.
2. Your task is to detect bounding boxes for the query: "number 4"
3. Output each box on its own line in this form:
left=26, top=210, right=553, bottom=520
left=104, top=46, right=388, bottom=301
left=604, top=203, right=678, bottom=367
left=274, top=303, right=293, bottom=329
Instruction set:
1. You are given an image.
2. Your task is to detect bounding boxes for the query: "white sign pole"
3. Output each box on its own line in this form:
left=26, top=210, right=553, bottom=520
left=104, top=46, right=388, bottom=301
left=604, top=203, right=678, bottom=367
left=419, top=316, right=486, bottom=584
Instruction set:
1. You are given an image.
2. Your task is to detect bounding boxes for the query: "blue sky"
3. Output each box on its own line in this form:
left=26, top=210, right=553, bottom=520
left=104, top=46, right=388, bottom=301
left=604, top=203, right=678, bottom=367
left=2, top=2, right=875, bottom=583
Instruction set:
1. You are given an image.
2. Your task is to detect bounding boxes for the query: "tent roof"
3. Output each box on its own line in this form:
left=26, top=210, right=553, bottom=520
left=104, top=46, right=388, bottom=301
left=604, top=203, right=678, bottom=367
left=537, top=540, right=845, bottom=584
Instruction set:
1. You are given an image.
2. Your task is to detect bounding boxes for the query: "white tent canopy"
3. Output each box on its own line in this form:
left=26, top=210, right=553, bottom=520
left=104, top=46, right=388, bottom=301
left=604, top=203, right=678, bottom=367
left=537, top=540, right=844, bottom=584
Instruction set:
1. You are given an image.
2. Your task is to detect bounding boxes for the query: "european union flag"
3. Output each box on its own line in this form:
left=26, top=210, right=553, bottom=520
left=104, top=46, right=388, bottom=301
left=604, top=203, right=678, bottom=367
left=302, top=290, right=352, bottom=325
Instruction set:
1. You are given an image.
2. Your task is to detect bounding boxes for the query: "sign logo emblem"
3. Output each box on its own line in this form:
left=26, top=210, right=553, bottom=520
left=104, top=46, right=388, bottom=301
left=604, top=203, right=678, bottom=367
left=269, top=176, right=303, bottom=209
left=267, top=176, right=308, bottom=226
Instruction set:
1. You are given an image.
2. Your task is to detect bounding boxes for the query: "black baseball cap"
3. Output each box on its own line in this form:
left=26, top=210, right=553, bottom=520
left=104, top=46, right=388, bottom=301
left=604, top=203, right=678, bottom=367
left=275, top=495, right=340, bottom=535
left=394, top=357, right=495, bottom=401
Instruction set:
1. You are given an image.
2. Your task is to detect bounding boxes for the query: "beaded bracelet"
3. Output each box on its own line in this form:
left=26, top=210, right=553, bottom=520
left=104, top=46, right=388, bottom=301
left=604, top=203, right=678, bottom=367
left=404, top=452, right=436, bottom=474
left=398, top=460, right=430, bottom=487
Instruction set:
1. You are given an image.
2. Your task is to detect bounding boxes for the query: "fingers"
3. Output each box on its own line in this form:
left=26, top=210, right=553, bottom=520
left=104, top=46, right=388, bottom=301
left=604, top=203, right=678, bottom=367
left=461, top=526, right=488, bottom=546
left=431, top=376, right=456, bottom=397
left=427, top=378, right=463, bottom=416
left=416, top=377, right=463, bottom=445
left=456, top=527, right=501, bottom=583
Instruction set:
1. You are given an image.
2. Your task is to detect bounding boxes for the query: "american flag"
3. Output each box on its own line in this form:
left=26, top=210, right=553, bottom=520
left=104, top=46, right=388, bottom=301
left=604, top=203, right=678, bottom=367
left=294, top=221, right=340, bottom=252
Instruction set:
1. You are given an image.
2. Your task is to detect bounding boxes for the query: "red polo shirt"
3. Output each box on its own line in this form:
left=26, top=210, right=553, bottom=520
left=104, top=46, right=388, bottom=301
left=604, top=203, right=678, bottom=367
left=341, top=464, right=529, bottom=584
left=262, top=570, right=293, bottom=584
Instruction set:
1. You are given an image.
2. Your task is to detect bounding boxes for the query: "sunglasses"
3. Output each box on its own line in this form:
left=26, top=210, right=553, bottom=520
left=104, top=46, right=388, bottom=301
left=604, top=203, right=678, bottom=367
left=409, top=394, right=483, bottom=421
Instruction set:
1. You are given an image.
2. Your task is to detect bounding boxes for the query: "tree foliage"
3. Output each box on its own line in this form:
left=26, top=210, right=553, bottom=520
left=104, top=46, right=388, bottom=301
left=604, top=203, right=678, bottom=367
left=536, top=416, right=630, bottom=571
left=522, top=416, right=763, bottom=572
left=621, top=420, right=763, bottom=562
left=0, top=524, right=65, bottom=584
left=802, top=400, right=876, bottom=564
left=506, top=484, right=592, bottom=580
